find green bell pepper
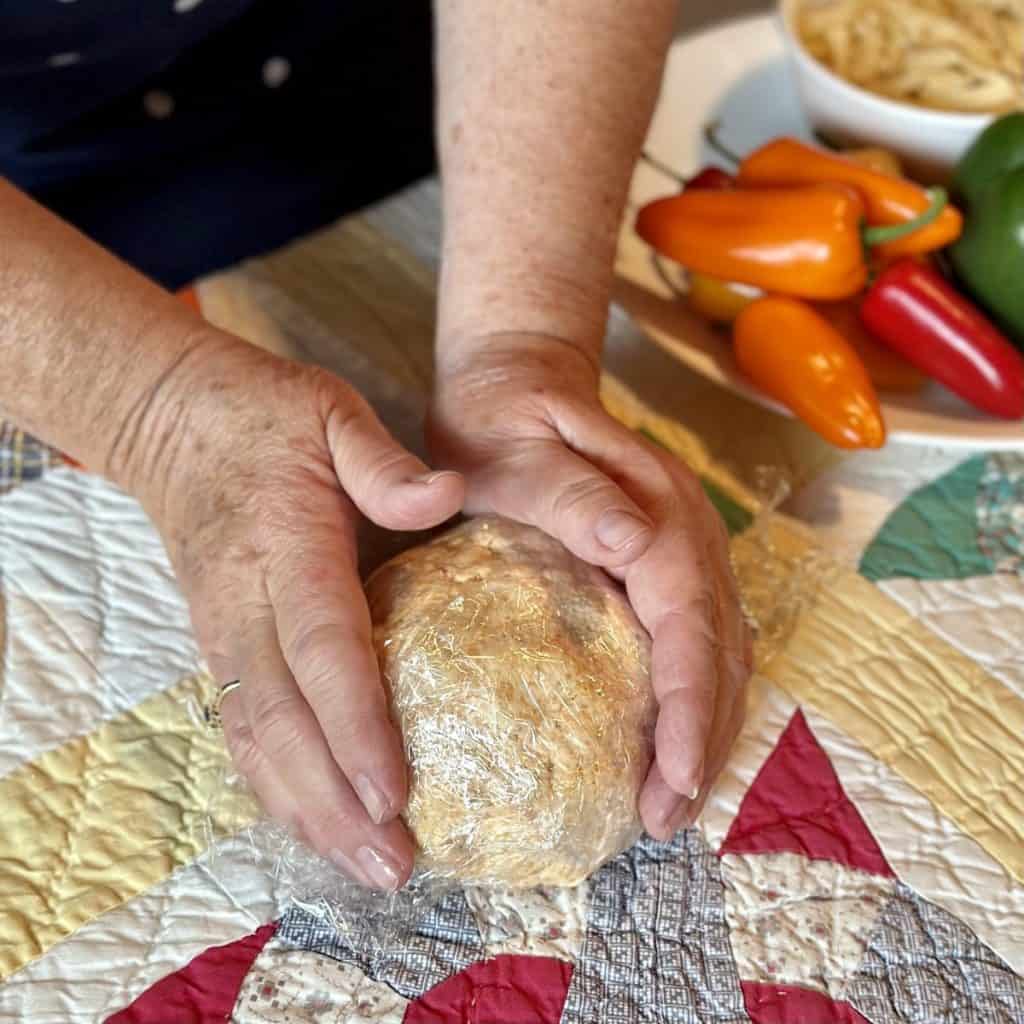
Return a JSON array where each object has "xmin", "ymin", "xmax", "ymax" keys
[
  {"xmin": 950, "ymin": 113, "xmax": 1024, "ymax": 349},
  {"xmin": 953, "ymin": 113, "xmax": 1024, "ymax": 209}
]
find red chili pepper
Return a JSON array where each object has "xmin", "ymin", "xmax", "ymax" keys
[
  {"xmin": 860, "ymin": 259, "xmax": 1024, "ymax": 420},
  {"xmin": 685, "ymin": 166, "xmax": 734, "ymax": 191}
]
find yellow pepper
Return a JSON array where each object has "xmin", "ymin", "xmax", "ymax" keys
[
  {"xmin": 842, "ymin": 147, "xmax": 904, "ymax": 177},
  {"xmin": 687, "ymin": 273, "xmax": 761, "ymax": 323}
]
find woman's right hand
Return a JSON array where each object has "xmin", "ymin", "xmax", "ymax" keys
[{"xmin": 122, "ymin": 331, "xmax": 464, "ymax": 891}]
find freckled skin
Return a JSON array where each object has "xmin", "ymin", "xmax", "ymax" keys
[
  {"xmin": 0, "ymin": 0, "xmax": 747, "ymax": 874},
  {"xmin": 103, "ymin": 332, "xmax": 464, "ymax": 886}
]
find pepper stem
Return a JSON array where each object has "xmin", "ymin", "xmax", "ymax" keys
[
  {"xmin": 704, "ymin": 121, "xmax": 743, "ymax": 168},
  {"xmin": 862, "ymin": 188, "xmax": 948, "ymax": 247},
  {"xmin": 813, "ymin": 130, "xmax": 843, "ymax": 151},
  {"xmin": 640, "ymin": 150, "xmax": 687, "ymax": 184}
]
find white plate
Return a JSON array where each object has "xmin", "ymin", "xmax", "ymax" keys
[{"xmin": 614, "ymin": 14, "xmax": 1024, "ymax": 450}]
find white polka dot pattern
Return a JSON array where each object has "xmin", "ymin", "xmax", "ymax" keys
[
  {"xmin": 143, "ymin": 90, "xmax": 175, "ymax": 119},
  {"xmin": 262, "ymin": 56, "xmax": 291, "ymax": 89}
]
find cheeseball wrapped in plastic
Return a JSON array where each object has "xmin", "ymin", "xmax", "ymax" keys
[{"xmin": 365, "ymin": 517, "xmax": 656, "ymax": 889}]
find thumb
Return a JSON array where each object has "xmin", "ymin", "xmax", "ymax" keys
[
  {"xmin": 326, "ymin": 393, "xmax": 465, "ymax": 531},
  {"xmin": 477, "ymin": 438, "xmax": 654, "ymax": 569}
]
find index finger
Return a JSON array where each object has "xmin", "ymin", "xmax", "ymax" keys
[
  {"xmin": 625, "ymin": 513, "xmax": 718, "ymax": 802},
  {"xmin": 230, "ymin": 613, "xmax": 414, "ymax": 890},
  {"xmin": 265, "ymin": 510, "xmax": 408, "ymax": 828}
]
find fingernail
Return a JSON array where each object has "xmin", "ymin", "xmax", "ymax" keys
[
  {"xmin": 355, "ymin": 774, "xmax": 391, "ymax": 825},
  {"xmin": 596, "ymin": 509, "xmax": 652, "ymax": 552},
  {"xmin": 687, "ymin": 758, "xmax": 705, "ymax": 802},
  {"xmin": 355, "ymin": 845, "xmax": 402, "ymax": 892},
  {"xmin": 412, "ymin": 470, "xmax": 458, "ymax": 486}
]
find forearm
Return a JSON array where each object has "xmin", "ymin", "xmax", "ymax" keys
[
  {"xmin": 434, "ymin": 0, "xmax": 676, "ymax": 374},
  {"xmin": 0, "ymin": 179, "xmax": 221, "ymax": 494}
]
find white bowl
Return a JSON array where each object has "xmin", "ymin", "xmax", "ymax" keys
[{"xmin": 777, "ymin": 0, "xmax": 993, "ymax": 182}]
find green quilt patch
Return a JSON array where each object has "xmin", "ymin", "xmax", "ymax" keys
[{"xmin": 860, "ymin": 455, "xmax": 994, "ymax": 583}]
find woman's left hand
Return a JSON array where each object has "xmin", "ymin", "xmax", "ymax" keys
[{"xmin": 429, "ymin": 334, "xmax": 754, "ymax": 838}]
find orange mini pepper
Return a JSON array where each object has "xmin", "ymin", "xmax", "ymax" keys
[
  {"xmin": 733, "ymin": 296, "xmax": 886, "ymax": 450},
  {"xmin": 737, "ymin": 138, "xmax": 962, "ymax": 258},
  {"xmin": 636, "ymin": 184, "xmax": 868, "ymax": 301},
  {"xmin": 813, "ymin": 299, "xmax": 926, "ymax": 395}
]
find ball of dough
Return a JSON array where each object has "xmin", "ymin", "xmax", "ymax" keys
[{"xmin": 366, "ymin": 517, "xmax": 655, "ymax": 888}]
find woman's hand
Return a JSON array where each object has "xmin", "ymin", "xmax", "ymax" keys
[
  {"xmin": 429, "ymin": 334, "xmax": 753, "ymax": 838},
  {"xmin": 128, "ymin": 333, "xmax": 464, "ymax": 891}
]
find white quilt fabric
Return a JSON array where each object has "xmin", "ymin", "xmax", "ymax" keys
[{"xmin": 0, "ymin": 469, "xmax": 199, "ymax": 776}]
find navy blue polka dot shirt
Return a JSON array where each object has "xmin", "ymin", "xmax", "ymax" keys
[{"xmin": 1, "ymin": 0, "xmax": 436, "ymax": 287}]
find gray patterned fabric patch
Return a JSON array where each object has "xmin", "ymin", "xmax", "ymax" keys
[
  {"xmin": 276, "ymin": 887, "xmax": 484, "ymax": 1001},
  {"xmin": 977, "ymin": 453, "xmax": 1024, "ymax": 575},
  {"xmin": 560, "ymin": 830, "xmax": 749, "ymax": 1024},
  {"xmin": 0, "ymin": 422, "xmax": 61, "ymax": 494},
  {"xmin": 848, "ymin": 883, "xmax": 1024, "ymax": 1023}
]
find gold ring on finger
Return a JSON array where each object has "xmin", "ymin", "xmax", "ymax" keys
[{"xmin": 204, "ymin": 679, "xmax": 242, "ymax": 731}]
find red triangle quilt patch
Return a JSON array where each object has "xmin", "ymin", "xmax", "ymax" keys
[
  {"xmin": 105, "ymin": 922, "xmax": 276, "ymax": 1023},
  {"xmin": 720, "ymin": 710, "xmax": 893, "ymax": 877}
]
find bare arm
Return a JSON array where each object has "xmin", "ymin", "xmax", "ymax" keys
[
  {"xmin": 0, "ymin": 179, "xmax": 464, "ymax": 888},
  {"xmin": 431, "ymin": 3, "xmax": 753, "ymax": 836},
  {"xmin": 0, "ymin": 178, "xmax": 210, "ymax": 492},
  {"xmin": 434, "ymin": 0, "xmax": 677, "ymax": 369}
]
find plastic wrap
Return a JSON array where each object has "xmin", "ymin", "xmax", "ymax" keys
[
  {"xmin": 205, "ymin": 516, "xmax": 657, "ymax": 954},
  {"xmin": 730, "ymin": 472, "xmax": 846, "ymax": 669},
  {"xmin": 204, "ymin": 795, "xmax": 448, "ymax": 956},
  {"xmin": 204, "ymin": 492, "xmax": 840, "ymax": 956},
  {"xmin": 365, "ymin": 517, "xmax": 656, "ymax": 889}
]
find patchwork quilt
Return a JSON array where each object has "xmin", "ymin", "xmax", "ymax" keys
[{"xmin": 1, "ymin": 221, "xmax": 1023, "ymax": 1023}]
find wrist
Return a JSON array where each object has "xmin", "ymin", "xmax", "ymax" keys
[
  {"xmin": 103, "ymin": 325, "xmax": 246, "ymax": 515},
  {"xmin": 436, "ymin": 234, "xmax": 614, "ymax": 380},
  {"xmin": 435, "ymin": 330, "xmax": 603, "ymax": 401}
]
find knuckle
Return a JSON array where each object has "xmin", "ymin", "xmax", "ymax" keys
[
  {"xmin": 641, "ymin": 447, "xmax": 692, "ymax": 496},
  {"xmin": 268, "ymin": 538, "xmax": 357, "ymax": 606},
  {"xmin": 324, "ymin": 707, "xmax": 386, "ymax": 756},
  {"xmin": 662, "ymin": 588, "xmax": 716, "ymax": 634},
  {"xmin": 361, "ymin": 447, "xmax": 417, "ymax": 493},
  {"xmin": 551, "ymin": 474, "xmax": 618, "ymax": 524},
  {"xmin": 633, "ymin": 440, "xmax": 674, "ymax": 483},
  {"xmin": 224, "ymin": 718, "xmax": 261, "ymax": 776},
  {"xmin": 302, "ymin": 807, "xmax": 359, "ymax": 847},
  {"xmin": 662, "ymin": 517, "xmax": 710, "ymax": 567},
  {"xmin": 324, "ymin": 391, "xmax": 374, "ymax": 445},
  {"xmin": 248, "ymin": 689, "xmax": 309, "ymax": 759},
  {"xmin": 286, "ymin": 620, "xmax": 353, "ymax": 695}
]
